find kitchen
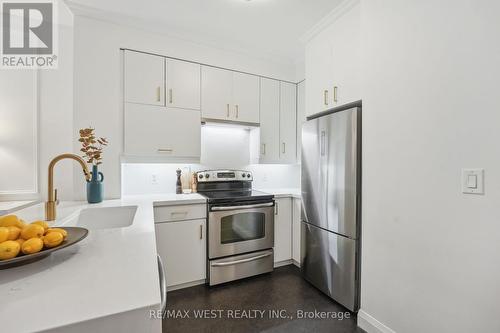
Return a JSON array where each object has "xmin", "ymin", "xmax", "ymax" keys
[{"xmin": 1, "ymin": 1, "xmax": 499, "ymax": 333}]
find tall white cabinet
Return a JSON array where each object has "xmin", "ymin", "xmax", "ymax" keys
[
  {"xmin": 259, "ymin": 79, "xmax": 297, "ymax": 163},
  {"xmin": 305, "ymin": 1, "xmax": 361, "ymax": 117}
]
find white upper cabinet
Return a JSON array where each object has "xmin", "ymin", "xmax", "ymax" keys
[
  {"xmin": 259, "ymin": 78, "xmax": 280, "ymax": 163},
  {"xmin": 124, "ymin": 103, "xmax": 200, "ymax": 160},
  {"xmin": 279, "ymin": 82, "xmax": 297, "ymax": 163},
  {"xmin": 201, "ymin": 66, "xmax": 259, "ymax": 124},
  {"xmin": 166, "ymin": 59, "xmax": 201, "ymax": 110},
  {"xmin": 305, "ymin": 2, "xmax": 360, "ymax": 117},
  {"xmin": 232, "ymin": 72, "xmax": 260, "ymax": 124},
  {"xmin": 124, "ymin": 51, "xmax": 165, "ymax": 106},
  {"xmin": 296, "ymin": 80, "xmax": 306, "ymax": 163},
  {"xmin": 201, "ymin": 66, "xmax": 233, "ymax": 121}
]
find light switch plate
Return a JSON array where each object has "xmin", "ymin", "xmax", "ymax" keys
[{"xmin": 462, "ymin": 169, "xmax": 484, "ymax": 194}]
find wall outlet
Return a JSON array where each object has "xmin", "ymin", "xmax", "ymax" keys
[
  {"xmin": 462, "ymin": 169, "xmax": 484, "ymax": 195},
  {"xmin": 151, "ymin": 174, "xmax": 159, "ymax": 185}
]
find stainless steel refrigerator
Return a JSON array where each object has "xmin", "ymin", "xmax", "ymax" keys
[{"xmin": 301, "ymin": 101, "xmax": 361, "ymax": 312}]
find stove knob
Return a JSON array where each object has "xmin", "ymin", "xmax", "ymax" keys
[
  {"xmin": 198, "ymin": 174, "xmax": 203, "ymax": 179},
  {"xmin": 247, "ymin": 173, "xmax": 252, "ymax": 178},
  {"xmin": 205, "ymin": 173, "xmax": 210, "ymax": 179},
  {"xmin": 241, "ymin": 173, "xmax": 246, "ymax": 178}
]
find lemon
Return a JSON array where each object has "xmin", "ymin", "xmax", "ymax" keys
[
  {"xmin": 0, "ymin": 240, "xmax": 21, "ymax": 260},
  {"xmin": 15, "ymin": 238, "xmax": 26, "ymax": 247},
  {"xmin": 22, "ymin": 238, "xmax": 44, "ymax": 255},
  {"xmin": 20, "ymin": 224, "xmax": 45, "ymax": 240},
  {"xmin": 32, "ymin": 221, "xmax": 49, "ymax": 233},
  {"xmin": 46, "ymin": 228, "xmax": 68, "ymax": 240},
  {"xmin": 43, "ymin": 232, "xmax": 64, "ymax": 248},
  {"xmin": 0, "ymin": 215, "xmax": 23, "ymax": 228},
  {"xmin": 0, "ymin": 227, "xmax": 8, "ymax": 243},
  {"xmin": 7, "ymin": 226, "xmax": 21, "ymax": 240}
]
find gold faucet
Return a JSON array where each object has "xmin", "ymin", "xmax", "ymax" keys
[{"xmin": 45, "ymin": 154, "xmax": 91, "ymax": 221}]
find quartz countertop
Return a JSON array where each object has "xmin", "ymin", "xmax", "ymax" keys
[
  {"xmin": 0, "ymin": 200, "xmax": 39, "ymax": 215},
  {"xmin": 256, "ymin": 188, "xmax": 301, "ymax": 199},
  {"xmin": 0, "ymin": 193, "xmax": 207, "ymax": 333}
]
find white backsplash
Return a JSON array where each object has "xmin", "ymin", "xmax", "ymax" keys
[{"xmin": 121, "ymin": 163, "xmax": 300, "ymax": 195}]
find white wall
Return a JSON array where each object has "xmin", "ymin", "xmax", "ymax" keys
[
  {"xmin": 72, "ymin": 15, "xmax": 296, "ymax": 199},
  {"xmin": 359, "ymin": 1, "xmax": 500, "ymax": 332}
]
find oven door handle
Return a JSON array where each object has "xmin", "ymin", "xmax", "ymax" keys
[
  {"xmin": 210, "ymin": 251, "xmax": 273, "ymax": 267},
  {"xmin": 210, "ymin": 202, "xmax": 274, "ymax": 211}
]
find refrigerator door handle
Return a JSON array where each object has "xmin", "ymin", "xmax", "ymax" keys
[{"xmin": 320, "ymin": 131, "xmax": 326, "ymax": 156}]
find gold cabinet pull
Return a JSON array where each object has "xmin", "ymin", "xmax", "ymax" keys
[
  {"xmin": 282, "ymin": 142, "xmax": 286, "ymax": 154},
  {"xmin": 261, "ymin": 143, "xmax": 266, "ymax": 155},
  {"xmin": 199, "ymin": 224, "xmax": 203, "ymax": 239},
  {"xmin": 156, "ymin": 87, "xmax": 161, "ymax": 102},
  {"xmin": 275, "ymin": 202, "xmax": 279, "ymax": 215},
  {"xmin": 168, "ymin": 89, "xmax": 173, "ymax": 104},
  {"xmin": 333, "ymin": 86, "xmax": 338, "ymax": 103},
  {"xmin": 324, "ymin": 90, "xmax": 329, "ymax": 106},
  {"xmin": 235, "ymin": 105, "xmax": 239, "ymax": 118},
  {"xmin": 157, "ymin": 148, "xmax": 173, "ymax": 153},
  {"xmin": 226, "ymin": 104, "xmax": 230, "ymax": 118}
]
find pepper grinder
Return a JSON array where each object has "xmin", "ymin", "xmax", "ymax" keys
[{"xmin": 176, "ymin": 169, "xmax": 182, "ymax": 194}]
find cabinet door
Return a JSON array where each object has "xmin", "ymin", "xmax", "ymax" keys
[
  {"xmin": 305, "ymin": 30, "xmax": 334, "ymax": 117},
  {"xmin": 201, "ymin": 66, "xmax": 232, "ymax": 121},
  {"xmin": 259, "ymin": 78, "xmax": 280, "ymax": 163},
  {"xmin": 232, "ymin": 72, "xmax": 260, "ymax": 124},
  {"xmin": 296, "ymin": 81, "xmax": 306, "ymax": 163},
  {"xmin": 292, "ymin": 198, "xmax": 301, "ymax": 264},
  {"xmin": 155, "ymin": 219, "xmax": 206, "ymax": 287},
  {"xmin": 279, "ymin": 82, "xmax": 297, "ymax": 163},
  {"xmin": 331, "ymin": 2, "xmax": 361, "ymax": 105},
  {"xmin": 166, "ymin": 59, "xmax": 201, "ymax": 110},
  {"xmin": 124, "ymin": 51, "xmax": 164, "ymax": 106},
  {"xmin": 124, "ymin": 103, "xmax": 200, "ymax": 159},
  {"xmin": 274, "ymin": 198, "xmax": 292, "ymax": 263}
]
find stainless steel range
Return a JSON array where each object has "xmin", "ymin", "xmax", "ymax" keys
[{"xmin": 196, "ymin": 170, "xmax": 275, "ymax": 286}]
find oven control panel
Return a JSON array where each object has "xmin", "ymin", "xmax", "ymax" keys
[{"xmin": 196, "ymin": 170, "xmax": 252, "ymax": 182}]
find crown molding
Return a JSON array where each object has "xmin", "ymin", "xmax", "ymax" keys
[
  {"xmin": 64, "ymin": 0, "xmax": 298, "ymax": 68},
  {"xmin": 299, "ymin": 0, "xmax": 360, "ymax": 43}
]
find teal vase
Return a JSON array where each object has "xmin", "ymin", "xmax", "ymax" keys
[{"xmin": 87, "ymin": 165, "xmax": 104, "ymax": 204}]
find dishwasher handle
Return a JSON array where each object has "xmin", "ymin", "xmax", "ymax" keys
[{"xmin": 157, "ymin": 254, "xmax": 167, "ymax": 312}]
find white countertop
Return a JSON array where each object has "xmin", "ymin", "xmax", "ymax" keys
[
  {"xmin": 256, "ymin": 188, "xmax": 301, "ymax": 199},
  {"xmin": 0, "ymin": 200, "xmax": 39, "ymax": 215},
  {"xmin": 0, "ymin": 193, "xmax": 206, "ymax": 333}
]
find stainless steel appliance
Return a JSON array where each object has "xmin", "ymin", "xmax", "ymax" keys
[
  {"xmin": 301, "ymin": 101, "xmax": 362, "ymax": 312},
  {"xmin": 196, "ymin": 170, "xmax": 275, "ymax": 286}
]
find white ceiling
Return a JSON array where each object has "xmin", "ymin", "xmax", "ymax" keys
[{"xmin": 66, "ymin": 0, "xmax": 342, "ymax": 64}]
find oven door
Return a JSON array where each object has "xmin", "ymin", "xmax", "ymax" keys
[{"xmin": 208, "ymin": 201, "xmax": 275, "ymax": 259}]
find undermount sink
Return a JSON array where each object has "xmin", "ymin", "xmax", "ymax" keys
[{"xmin": 76, "ymin": 206, "xmax": 137, "ymax": 229}]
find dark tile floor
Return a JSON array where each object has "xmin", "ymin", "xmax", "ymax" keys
[{"xmin": 163, "ymin": 265, "xmax": 365, "ymax": 333}]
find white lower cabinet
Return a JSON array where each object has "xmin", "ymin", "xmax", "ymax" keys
[
  {"xmin": 274, "ymin": 198, "xmax": 292, "ymax": 263},
  {"xmin": 292, "ymin": 198, "xmax": 301, "ymax": 265},
  {"xmin": 123, "ymin": 103, "xmax": 201, "ymax": 161},
  {"xmin": 155, "ymin": 218, "xmax": 206, "ymax": 288}
]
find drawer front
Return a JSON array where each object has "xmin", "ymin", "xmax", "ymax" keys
[{"xmin": 154, "ymin": 204, "xmax": 207, "ymax": 223}]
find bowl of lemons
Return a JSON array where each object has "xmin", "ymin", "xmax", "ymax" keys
[{"xmin": 0, "ymin": 215, "xmax": 88, "ymax": 269}]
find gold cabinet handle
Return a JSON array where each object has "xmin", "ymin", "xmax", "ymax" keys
[
  {"xmin": 324, "ymin": 90, "xmax": 329, "ymax": 106},
  {"xmin": 333, "ymin": 86, "xmax": 338, "ymax": 103},
  {"xmin": 156, "ymin": 87, "xmax": 161, "ymax": 102},
  {"xmin": 261, "ymin": 143, "xmax": 266, "ymax": 155},
  {"xmin": 168, "ymin": 89, "xmax": 173, "ymax": 104},
  {"xmin": 226, "ymin": 104, "xmax": 230, "ymax": 118},
  {"xmin": 199, "ymin": 224, "xmax": 203, "ymax": 239},
  {"xmin": 235, "ymin": 105, "xmax": 239, "ymax": 118},
  {"xmin": 275, "ymin": 202, "xmax": 279, "ymax": 215},
  {"xmin": 157, "ymin": 148, "xmax": 173, "ymax": 153},
  {"xmin": 282, "ymin": 142, "xmax": 286, "ymax": 154}
]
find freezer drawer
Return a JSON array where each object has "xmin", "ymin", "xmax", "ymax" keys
[
  {"xmin": 301, "ymin": 222, "xmax": 359, "ymax": 311},
  {"xmin": 209, "ymin": 249, "xmax": 274, "ymax": 286}
]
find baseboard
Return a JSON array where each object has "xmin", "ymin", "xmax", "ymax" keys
[
  {"xmin": 292, "ymin": 259, "xmax": 300, "ymax": 268},
  {"xmin": 274, "ymin": 260, "xmax": 293, "ymax": 268},
  {"xmin": 357, "ymin": 310, "xmax": 396, "ymax": 333},
  {"xmin": 167, "ymin": 279, "xmax": 205, "ymax": 292}
]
